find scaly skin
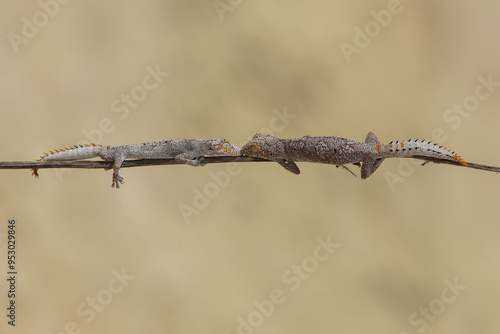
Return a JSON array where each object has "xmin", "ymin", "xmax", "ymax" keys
[
  {"xmin": 241, "ymin": 132, "xmax": 500, "ymax": 178},
  {"xmin": 32, "ymin": 138, "xmax": 240, "ymax": 188}
]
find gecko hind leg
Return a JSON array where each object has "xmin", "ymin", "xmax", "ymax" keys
[
  {"xmin": 359, "ymin": 132, "xmax": 385, "ymax": 179},
  {"xmin": 110, "ymin": 154, "xmax": 126, "ymax": 188},
  {"xmin": 360, "ymin": 157, "xmax": 385, "ymax": 179}
]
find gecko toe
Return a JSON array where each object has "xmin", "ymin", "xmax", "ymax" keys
[
  {"xmin": 196, "ymin": 156, "xmax": 206, "ymax": 166},
  {"xmin": 189, "ymin": 156, "xmax": 206, "ymax": 166},
  {"xmin": 111, "ymin": 175, "xmax": 125, "ymax": 188}
]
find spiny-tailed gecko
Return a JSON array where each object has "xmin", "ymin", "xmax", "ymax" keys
[
  {"xmin": 33, "ymin": 138, "xmax": 240, "ymax": 188},
  {"xmin": 240, "ymin": 132, "xmax": 500, "ymax": 178}
]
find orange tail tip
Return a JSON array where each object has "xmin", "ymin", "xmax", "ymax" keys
[{"xmin": 453, "ymin": 154, "xmax": 468, "ymax": 166}]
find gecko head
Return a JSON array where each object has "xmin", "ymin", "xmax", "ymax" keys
[
  {"xmin": 207, "ymin": 139, "xmax": 241, "ymax": 156},
  {"xmin": 241, "ymin": 134, "xmax": 285, "ymax": 159}
]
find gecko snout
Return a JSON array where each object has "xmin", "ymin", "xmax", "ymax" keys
[{"xmin": 241, "ymin": 143, "xmax": 260, "ymax": 156}]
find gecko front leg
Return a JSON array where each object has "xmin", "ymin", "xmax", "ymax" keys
[
  {"xmin": 275, "ymin": 159, "xmax": 301, "ymax": 174},
  {"xmin": 175, "ymin": 153, "xmax": 206, "ymax": 166}
]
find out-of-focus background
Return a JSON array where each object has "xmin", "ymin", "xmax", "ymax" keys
[{"xmin": 1, "ymin": 1, "xmax": 500, "ymax": 333}]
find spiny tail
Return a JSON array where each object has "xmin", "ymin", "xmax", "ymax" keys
[
  {"xmin": 31, "ymin": 144, "xmax": 108, "ymax": 178},
  {"xmin": 375, "ymin": 140, "xmax": 468, "ymax": 166},
  {"xmin": 374, "ymin": 139, "xmax": 500, "ymax": 174}
]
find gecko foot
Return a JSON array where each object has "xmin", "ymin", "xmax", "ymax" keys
[
  {"xmin": 195, "ymin": 156, "xmax": 206, "ymax": 166},
  {"xmin": 111, "ymin": 173, "xmax": 124, "ymax": 188},
  {"xmin": 175, "ymin": 154, "xmax": 206, "ymax": 166},
  {"xmin": 187, "ymin": 156, "xmax": 206, "ymax": 166}
]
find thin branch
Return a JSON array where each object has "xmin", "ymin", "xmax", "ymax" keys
[
  {"xmin": 3, "ymin": 156, "xmax": 499, "ymax": 175},
  {"xmin": 0, "ymin": 156, "xmax": 272, "ymax": 171},
  {"xmin": 412, "ymin": 156, "xmax": 500, "ymax": 173}
]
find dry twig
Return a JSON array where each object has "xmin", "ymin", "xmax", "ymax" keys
[{"xmin": 0, "ymin": 156, "xmax": 272, "ymax": 172}]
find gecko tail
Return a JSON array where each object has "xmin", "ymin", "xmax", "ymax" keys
[{"xmin": 31, "ymin": 144, "xmax": 107, "ymax": 178}]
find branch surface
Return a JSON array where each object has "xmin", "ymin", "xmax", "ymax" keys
[{"xmin": 0, "ymin": 156, "xmax": 271, "ymax": 171}]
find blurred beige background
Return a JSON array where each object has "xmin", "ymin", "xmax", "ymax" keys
[{"xmin": 1, "ymin": 1, "xmax": 500, "ymax": 333}]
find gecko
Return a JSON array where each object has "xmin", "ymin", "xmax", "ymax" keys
[
  {"xmin": 32, "ymin": 138, "xmax": 241, "ymax": 188},
  {"xmin": 240, "ymin": 132, "xmax": 500, "ymax": 178}
]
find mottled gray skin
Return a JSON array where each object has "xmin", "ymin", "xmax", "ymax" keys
[
  {"xmin": 241, "ymin": 133, "xmax": 380, "ymax": 178},
  {"xmin": 241, "ymin": 132, "xmax": 500, "ymax": 179},
  {"xmin": 34, "ymin": 138, "xmax": 240, "ymax": 188},
  {"xmin": 101, "ymin": 139, "xmax": 240, "ymax": 187}
]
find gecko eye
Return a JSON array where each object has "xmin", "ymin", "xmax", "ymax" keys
[{"xmin": 222, "ymin": 142, "xmax": 231, "ymax": 151}]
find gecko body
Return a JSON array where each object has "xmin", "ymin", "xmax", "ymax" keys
[
  {"xmin": 33, "ymin": 138, "xmax": 240, "ymax": 188},
  {"xmin": 241, "ymin": 133, "xmax": 500, "ymax": 178}
]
